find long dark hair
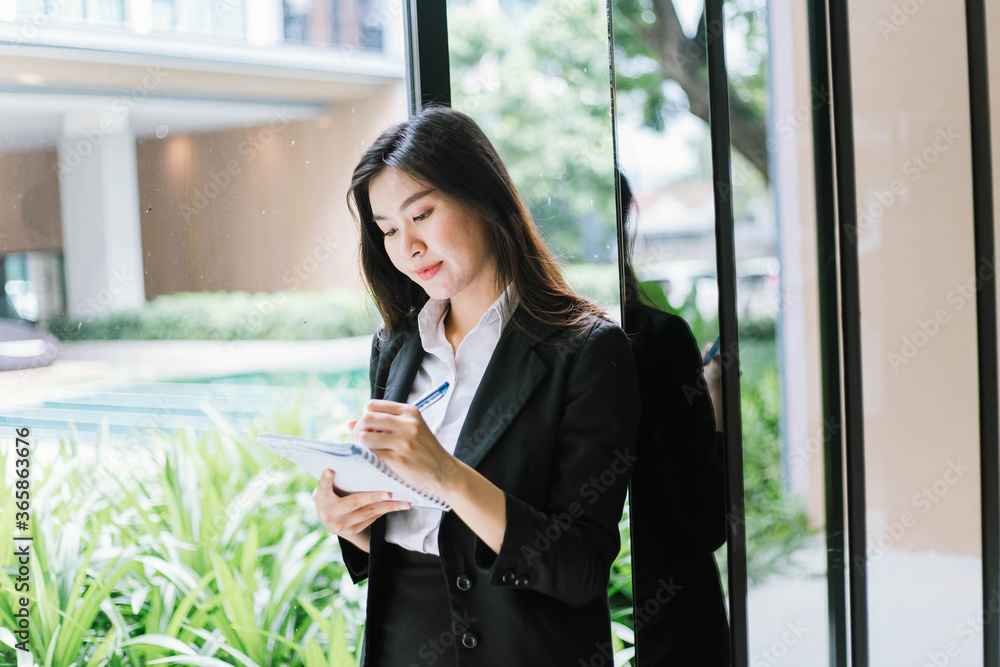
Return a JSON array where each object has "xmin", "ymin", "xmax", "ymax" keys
[
  {"xmin": 347, "ymin": 104, "xmax": 608, "ymax": 343},
  {"xmin": 617, "ymin": 164, "xmax": 659, "ymax": 315}
]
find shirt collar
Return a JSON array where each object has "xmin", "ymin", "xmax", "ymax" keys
[{"xmin": 416, "ymin": 281, "xmax": 519, "ymax": 349}]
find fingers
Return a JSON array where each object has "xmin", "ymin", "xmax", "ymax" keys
[
  {"xmin": 355, "ymin": 412, "xmax": 400, "ymax": 434},
  {"xmin": 340, "ymin": 499, "xmax": 413, "ymax": 533},
  {"xmin": 363, "ymin": 399, "xmax": 414, "ymax": 415},
  {"xmin": 354, "ymin": 411, "xmax": 420, "ymax": 446},
  {"xmin": 311, "ymin": 469, "xmax": 411, "ymax": 536}
]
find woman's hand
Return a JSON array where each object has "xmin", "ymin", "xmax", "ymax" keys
[
  {"xmin": 352, "ymin": 399, "xmax": 460, "ymax": 497},
  {"xmin": 311, "ymin": 468, "xmax": 412, "ymax": 550}
]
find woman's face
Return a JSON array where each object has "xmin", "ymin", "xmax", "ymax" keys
[{"xmin": 369, "ymin": 167, "xmax": 499, "ymax": 306}]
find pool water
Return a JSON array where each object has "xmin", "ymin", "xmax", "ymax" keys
[{"xmin": 181, "ymin": 368, "xmax": 369, "ymax": 391}]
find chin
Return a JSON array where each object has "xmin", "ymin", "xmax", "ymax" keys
[{"xmin": 418, "ymin": 285, "xmax": 450, "ymax": 301}]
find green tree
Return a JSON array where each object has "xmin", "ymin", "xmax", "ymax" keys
[
  {"xmin": 613, "ymin": 0, "xmax": 770, "ymax": 180},
  {"xmin": 449, "ymin": 0, "xmax": 618, "ymax": 262},
  {"xmin": 448, "ymin": 0, "xmax": 771, "ymax": 262}
]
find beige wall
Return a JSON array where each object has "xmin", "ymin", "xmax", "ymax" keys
[
  {"xmin": 137, "ymin": 82, "xmax": 405, "ymax": 298},
  {"xmin": 791, "ymin": 1, "xmax": 993, "ymax": 558},
  {"xmin": 0, "ymin": 149, "xmax": 62, "ymax": 254}
]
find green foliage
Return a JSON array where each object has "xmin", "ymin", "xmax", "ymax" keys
[
  {"xmin": 449, "ymin": 0, "xmax": 617, "ymax": 262},
  {"xmin": 0, "ymin": 403, "xmax": 362, "ymax": 666},
  {"xmin": 47, "ymin": 289, "xmax": 381, "ymax": 342},
  {"xmin": 560, "ymin": 262, "xmax": 623, "ymax": 308},
  {"xmin": 46, "ymin": 267, "xmax": 634, "ymax": 342},
  {"xmin": 611, "ymin": 365, "xmax": 815, "ymax": 658},
  {"xmin": 719, "ymin": 368, "xmax": 817, "ymax": 587},
  {"xmin": 1, "ymin": 341, "xmax": 803, "ymax": 667},
  {"xmin": 612, "ymin": 0, "xmax": 769, "ymax": 149}
]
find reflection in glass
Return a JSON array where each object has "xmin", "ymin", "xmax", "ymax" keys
[
  {"xmin": 447, "ymin": 0, "xmax": 619, "ymax": 314},
  {"xmin": 620, "ymin": 165, "xmax": 731, "ymax": 666},
  {"xmin": 611, "ymin": 0, "xmax": 830, "ymax": 664}
]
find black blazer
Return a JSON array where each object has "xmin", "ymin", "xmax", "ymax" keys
[
  {"xmin": 627, "ymin": 303, "xmax": 730, "ymax": 665},
  {"xmin": 338, "ymin": 305, "xmax": 641, "ymax": 666}
]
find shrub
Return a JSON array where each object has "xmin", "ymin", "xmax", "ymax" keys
[
  {"xmin": 0, "ymin": 401, "xmax": 362, "ymax": 665},
  {"xmin": 47, "ymin": 289, "xmax": 381, "ymax": 342}
]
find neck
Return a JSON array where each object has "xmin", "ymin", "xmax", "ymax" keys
[{"xmin": 443, "ymin": 279, "xmax": 505, "ymax": 347}]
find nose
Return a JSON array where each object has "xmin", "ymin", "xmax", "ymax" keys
[{"xmin": 400, "ymin": 223, "xmax": 426, "ymax": 257}]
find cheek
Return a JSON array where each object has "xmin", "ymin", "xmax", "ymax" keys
[{"xmin": 382, "ymin": 243, "xmax": 406, "ymax": 272}]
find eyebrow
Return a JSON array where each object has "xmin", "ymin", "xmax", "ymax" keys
[{"xmin": 372, "ymin": 188, "xmax": 436, "ymax": 222}]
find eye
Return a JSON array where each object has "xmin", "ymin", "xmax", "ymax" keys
[
  {"xmin": 382, "ymin": 228, "xmax": 397, "ymax": 238},
  {"xmin": 414, "ymin": 208, "xmax": 432, "ymax": 221}
]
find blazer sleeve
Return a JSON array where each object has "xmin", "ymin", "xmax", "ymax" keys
[
  {"xmin": 336, "ymin": 329, "xmax": 383, "ymax": 584},
  {"xmin": 472, "ymin": 321, "xmax": 641, "ymax": 608}
]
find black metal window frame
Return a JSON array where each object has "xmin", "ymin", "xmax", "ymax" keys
[{"xmin": 402, "ymin": 2, "xmax": 998, "ymax": 665}]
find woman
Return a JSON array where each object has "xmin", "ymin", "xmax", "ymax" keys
[
  {"xmin": 311, "ymin": 104, "xmax": 641, "ymax": 666},
  {"xmin": 617, "ymin": 167, "xmax": 731, "ymax": 665}
]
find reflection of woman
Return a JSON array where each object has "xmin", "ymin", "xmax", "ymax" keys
[
  {"xmin": 618, "ymin": 168, "xmax": 731, "ymax": 665},
  {"xmin": 312, "ymin": 105, "xmax": 641, "ymax": 666}
]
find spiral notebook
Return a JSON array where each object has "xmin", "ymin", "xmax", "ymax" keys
[{"xmin": 256, "ymin": 432, "xmax": 451, "ymax": 511}]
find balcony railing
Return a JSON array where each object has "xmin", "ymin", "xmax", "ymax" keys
[{"xmin": 11, "ymin": 0, "xmax": 385, "ymax": 50}]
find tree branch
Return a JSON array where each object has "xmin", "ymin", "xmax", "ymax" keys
[{"xmin": 628, "ymin": 0, "xmax": 770, "ymax": 180}]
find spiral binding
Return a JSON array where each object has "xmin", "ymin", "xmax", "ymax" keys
[{"xmin": 353, "ymin": 445, "xmax": 450, "ymax": 510}]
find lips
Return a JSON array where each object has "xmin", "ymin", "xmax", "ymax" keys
[{"xmin": 416, "ymin": 261, "xmax": 442, "ymax": 280}]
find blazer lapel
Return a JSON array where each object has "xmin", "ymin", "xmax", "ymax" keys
[
  {"xmin": 453, "ymin": 313, "xmax": 557, "ymax": 470},
  {"xmin": 377, "ymin": 328, "xmax": 425, "ymax": 403},
  {"xmin": 374, "ymin": 308, "xmax": 562, "ymax": 470}
]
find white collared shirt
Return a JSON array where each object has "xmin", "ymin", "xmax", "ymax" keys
[{"xmin": 384, "ymin": 281, "xmax": 519, "ymax": 555}]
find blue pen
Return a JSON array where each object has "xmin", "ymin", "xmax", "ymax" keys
[
  {"xmin": 370, "ymin": 381, "xmax": 449, "ymax": 433},
  {"xmin": 702, "ymin": 336, "xmax": 721, "ymax": 366},
  {"xmin": 414, "ymin": 381, "xmax": 450, "ymax": 412}
]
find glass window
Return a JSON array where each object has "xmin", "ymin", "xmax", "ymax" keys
[
  {"xmin": 0, "ymin": 1, "xmax": 407, "ymax": 661},
  {"xmin": 151, "ymin": 0, "xmax": 175, "ymax": 28},
  {"xmin": 17, "ymin": 0, "xmax": 86, "ymax": 19},
  {"xmin": 846, "ymin": 0, "xmax": 983, "ymax": 663}
]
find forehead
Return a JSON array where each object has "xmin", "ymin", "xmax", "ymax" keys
[{"xmin": 370, "ymin": 168, "xmax": 434, "ymax": 216}]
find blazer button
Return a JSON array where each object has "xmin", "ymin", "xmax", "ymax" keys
[
  {"xmin": 514, "ymin": 576, "xmax": 529, "ymax": 587},
  {"xmin": 456, "ymin": 574, "xmax": 472, "ymax": 590},
  {"xmin": 501, "ymin": 570, "xmax": 516, "ymax": 584},
  {"xmin": 461, "ymin": 632, "xmax": 479, "ymax": 649}
]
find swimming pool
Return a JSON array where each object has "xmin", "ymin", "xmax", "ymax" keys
[{"xmin": 1, "ymin": 369, "xmax": 368, "ymax": 445}]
